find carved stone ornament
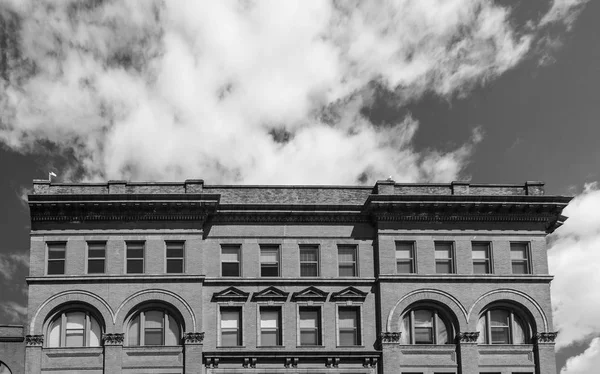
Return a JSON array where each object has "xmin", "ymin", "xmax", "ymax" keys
[
  {"xmin": 102, "ymin": 333, "xmax": 124, "ymax": 345},
  {"xmin": 534, "ymin": 332, "xmax": 558, "ymax": 343},
  {"xmin": 456, "ymin": 332, "xmax": 480, "ymax": 343},
  {"xmin": 184, "ymin": 332, "xmax": 205, "ymax": 344},
  {"xmin": 379, "ymin": 331, "xmax": 401, "ymax": 343},
  {"xmin": 284, "ymin": 357, "xmax": 299, "ymax": 368},
  {"xmin": 363, "ymin": 357, "xmax": 378, "ymax": 368},
  {"xmin": 205, "ymin": 357, "xmax": 219, "ymax": 368},
  {"xmin": 25, "ymin": 335, "xmax": 44, "ymax": 346}
]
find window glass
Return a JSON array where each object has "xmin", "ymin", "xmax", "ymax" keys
[
  {"xmin": 260, "ymin": 308, "xmax": 281, "ymax": 346},
  {"xmin": 414, "ymin": 310, "xmax": 433, "ymax": 344},
  {"xmin": 166, "ymin": 242, "xmax": 184, "ymax": 273},
  {"xmin": 126, "ymin": 242, "xmax": 144, "ymax": 274},
  {"xmin": 260, "ymin": 246, "xmax": 280, "ymax": 277},
  {"xmin": 127, "ymin": 310, "xmax": 179, "ymax": 346},
  {"xmin": 144, "ymin": 311, "xmax": 164, "ymax": 345},
  {"xmin": 65, "ymin": 312, "xmax": 85, "ymax": 347},
  {"xmin": 300, "ymin": 245, "xmax": 319, "ymax": 277},
  {"xmin": 338, "ymin": 246, "xmax": 357, "ymax": 277},
  {"xmin": 510, "ymin": 243, "xmax": 530, "ymax": 274},
  {"xmin": 300, "ymin": 307, "xmax": 320, "ymax": 345},
  {"xmin": 396, "ymin": 242, "xmax": 415, "ymax": 273},
  {"xmin": 479, "ymin": 307, "xmax": 529, "ymax": 345},
  {"xmin": 87, "ymin": 242, "xmax": 106, "ymax": 274},
  {"xmin": 47, "ymin": 311, "xmax": 102, "ymax": 347},
  {"xmin": 435, "ymin": 242, "xmax": 454, "ymax": 274},
  {"xmin": 221, "ymin": 308, "xmax": 241, "ymax": 346},
  {"xmin": 401, "ymin": 308, "xmax": 452, "ymax": 345},
  {"xmin": 339, "ymin": 307, "xmax": 359, "ymax": 346},
  {"xmin": 472, "ymin": 243, "xmax": 490, "ymax": 274},
  {"xmin": 47, "ymin": 243, "xmax": 66, "ymax": 275},
  {"xmin": 221, "ymin": 245, "xmax": 241, "ymax": 276}
]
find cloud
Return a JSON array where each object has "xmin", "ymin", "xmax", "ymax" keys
[
  {"xmin": 0, "ymin": 252, "xmax": 28, "ymax": 281},
  {"xmin": 540, "ymin": 0, "xmax": 589, "ymax": 29},
  {"xmin": 0, "ymin": 0, "xmax": 589, "ymax": 184},
  {"xmin": 561, "ymin": 337, "xmax": 600, "ymax": 374},
  {"xmin": 548, "ymin": 182, "xmax": 600, "ymax": 371},
  {"xmin": 0, "ymin": 301, "xmax": 27, "ymax": 324}
]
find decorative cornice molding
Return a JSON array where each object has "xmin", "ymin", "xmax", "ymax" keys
[
  {"xmin": 330, "ymin": 286, "xmax": 368, "ymax": 302},
  {"xmin": 102, "ymin": 333, "xmax": 124, "ymax": 345},
  {"xmin": 212, "ymin": 212, "xmax": 367, "ymax": 224},
  {"xmin": 252, "ymin": 286, "xmax": 289, "ymax": 302},
  {"xmin": 379, "ymin": 332, "xmax": 401, "ymax": 344},
  {"xmin": 25, "ymin": 334, "xmax": 44, "ymax": 346},
  {"xmin": 534, "ymin": 332, "xmax": 558, "ymax": 343},
  {"xmin": 212, "ymin": 287, "xmax": 250, "ymax": 302},
  {"xmin": 456, "ymin": 332, "xmax": 480, "ymax": 343},
  {"xmin": 291, "ymin": 286, "xmax": 328, "ymax": 302},
  {"xmin": 184, "ymin": 332, "xmax": 205, "ymax": 344}
]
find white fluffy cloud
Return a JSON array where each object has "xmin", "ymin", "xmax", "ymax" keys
[
  {"xmin": 561, "ymin": 337, "xmax": 600, "ymax": 374},
  {"xmin": 0, "ymin": 252, "xmax": 28, "ymax": 281},
  {"xmin": 0, "ymin": 0, "xmax": 587, "ymax": 184}
]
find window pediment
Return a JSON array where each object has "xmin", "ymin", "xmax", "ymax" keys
[
  {"xmin": 292, "ymin": 286, "xmax": 328, "ymax": 302},
  {"xmin": 252, "ymin": 286, "xmax": 289, "ymax": 302},
  {"xmin": 212, "ymin": 287, "xmax": 250, "ymax": 302},
  {"xmin": 331, "ymin": 286, "xmax": 367, "ymax": 302}
]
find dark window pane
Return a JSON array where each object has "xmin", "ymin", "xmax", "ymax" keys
[
  {"xmin": 221, "ymin": 330, "xmax": 240, "ymax": 346},
  {"xmin": 301, "ymin": 330, "xmax": 318, "ymax": 345},
  {"xmin": 339, "ymin": 330, "xmax": 357, "ymax": 346},
  {"xmin": 397, "ymin": 261, "xmax": 413, "ymax": 273},
  {"xmin": 300, "ymin": 247, "xmax": 318, "ymax": 261},
  {"xmin": 261, "ymin": 264, "xmax": 279, "ymax": 277},
  {"xmin": 415, "ymin": 327, "xmax": 433, "ymax": 344},
  {"xmin": 127, "ymin": 259, "xmax": 144, "ymax": 274},
  {"xmin": 48, "ymin": 261, "xmax": 65, "ymax": 275},
  {"xmin": 88, "ymin": 249, "xmax": 105, "ymax": 258},
  {"xmin": 512, "ymin": 262, "xmax": 528, "ymax": 274},
  {"xmin": 48, "ymin": 244, "xmax": 66, "ymax": 259},
  {"xmin": 222, "ymin": 262, "xmax": 240, "ymax": 276},
  {"xmin": 145, "ymin": 329, "xmax": 163, "ymax": 345},
  {"xmin": 65, "ymin": 330, "xmax": 84, "ymax": 347},
  {"xmin": 127, "ymin": 243, "xmax": 144, "ymax": 258},
  {"xmin": 88, "ymin": 259, "xmax": 105, "ymax": 274},
  {"xmin": 166, "ymin": 243, "xmax": 184, "ymax": 258},
  {"xmin": 300, "ymin": 263, "xmax": 318, "ymax": 277},
  {"xmin": 436, "ymin": 261, "xmax": 452, "ymax": 274},
  {"xmin": 166, "ymin": 259, "xmax": 183, "ymax": 273},
  {"xmin": 473, "ymin": 262, "xmax": 489, "ymax": 274},
  {"xmin": 339, "ymin": 264, "xmax": 356, "ymax": 277},
  {"xmin": 491, "ymin": 327, "xmax": 509, "ymax": 344},
  {"xmin": 261, "ymin": 330, "xmax": 278, "ymax": 346}
]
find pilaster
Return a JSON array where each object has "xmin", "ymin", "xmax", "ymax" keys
[
  {"xmin": 456, "ymin": 332, "xmax": 479, "ymax": 374},
  {"xmin": 379, "ymin": 331, "xmax": 401, "ymax": 373},
  {"xmin": 184, "ymin": 332, "xmax": 204, "ymax": 374},
  {"xmin": 102, "ymin": 333, "xmax": 124, "ymax": 374},
  {"xmin": 534, "ymin": 332, "xmax": 558, "ymax": 374},
  {"xmin": 24, "ymin": 335, "xmax": 43, "ymax": 374}
]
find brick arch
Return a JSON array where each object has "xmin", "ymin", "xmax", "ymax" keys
[
  {"xmin": 467, "ymin": 289, "xmax": 548, "ymax": 332},
  {"xmin": 29, "ymin": 290, "xmax": 114, "ymax": 335},
  {"xmin": 114, "ymin": 289, "xmax": 196, "ymax": 332},
  {"xmin": 386, "ymin": 289, "xmax": 468, "ymax": 332}
]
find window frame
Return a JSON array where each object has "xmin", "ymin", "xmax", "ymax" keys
[
  {"xmin": 126, "ymin": 307, "xmax": 181, "ymax": 346},
  {"xmin": 434, "ymin": 241, "xmax": 455, "ymax": 274},
  {"xmin": 221, "ymin": 244, "xmax": 242, "ymax": 277},
  {"xmin": 297, "ymin": 305, "xmax": 323, "ymax": 346},
  {"xmin": 86, "ymin": 241, "xmax": 106, "ymax": 274},
  {"xmin": 218, "ymin": 305, "xmax": 243, "ymax": 347},
  {"xmin": 472, "ymin": 242, "xmax": 493, "ymax": 274},
  {"xmin": 46, "ymin": 308, "xmax": 103, "ymax": 348},
  {"xmin": 337, "ymin": 304, "xmax": 362, "ymax": 347},
  {"xmin": 258, "ymin": 305, "xmax": 283, "ymax": 347},
  {"xmin": 299, "ymin": 244, "xmax": 320, "ymax": 277},
  {"xmin": 396, "ymin": 241, "xmax": 416, "ymax": 274},
  {"xmin": 510, "ymin": 242, "xmax": 531, "ymax": 275},
  {"xmin": 46, "ymin": 242, "xmax": 67, "ymax": 275},
  {"xmin": 478, "ymin": 306, "xmax": 530, "ymax": 345},
  {"xmin": 337, "ymin": 245, "xmax": 358, "ymax": 277},
  {"xmin": 259, "ymin": 245, "xmax": 280, "ymax": 277},
  {"xmin": 401, "ymin": 307, "xmax": 453, "ymax": 345},
  {"xmin": 165, "ymin": 241, "xmax": 185, "ymax": 274},
  {"xmin": 125, "ymin": 241, "xmax": 145, "ymax": 274}
]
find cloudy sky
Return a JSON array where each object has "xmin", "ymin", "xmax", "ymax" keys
[{"xmin": 0, "ymin": 0, "xmax": 599, "ymax": 372}]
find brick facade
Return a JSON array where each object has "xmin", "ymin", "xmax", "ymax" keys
[{"xmin": 0, "ymin": 179, "xmax": 570, "ymax": 373}]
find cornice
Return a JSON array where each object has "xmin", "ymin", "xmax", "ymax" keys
[
  {"xmin": 377, "ymin": 275, "xmax": 554, "ymax": 283},
  {"xmin": 26, "ymin": 275, "xmax": 206, "ymax": 284},
  {"xmin": 203, "ymin": 277, "xmax": 376, "ymax": 285}
]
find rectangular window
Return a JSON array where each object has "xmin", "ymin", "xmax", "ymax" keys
[
  {"xmin": 510, "ymin": 243, "xmax": 530, "ymax": 274},
  {"xmin": 126, "ymin": 242, "xmax": 144, "ymax": 274},
  {"xmin": 87, "ymin": 242, "xmax": 106, "ymax": 274},
  {"xmin": 338, "ymin": 306, "xmax": 360, "ymax": 346},
  {"xmin": 435, "ymin": 242, "xmax": 454, "ymax": 274},
  {"xmin": 472, "ymin": 242, "xmax": 491, "ymax": 274},
  {"xmin": 260, "ymin": 307, "xmax": 282, "ymax": 346},
  {"xmin": 47, "ymin": 242, "xmax": 66, "ymax": 275},
  {"xmin": 220, "ymin": 307, "xmax": 242, "ymax": 346},
  {"xmin": 299, "ymin": 307, "xmax": 321, "ymax": 345},
  {"xmin": 396, "ymin": 241, "xmax": 415, "ymax": 273},
  {"xmin": 338, "ymin": 245, "xmax": 357, "ymax": 277},
  {"xmin": 166, "ymin": 241, "xmax": 184, "ymax": 273},
  {"xmin": 260, "ymin": 245, "xmax": 280, "ymax": 277},
  {"xmin": 221, "ymin": 245, "xmax": 241, "ymax": 277},
  {"xmin": 300, "ymin": 245, "xmax": 319, "ymax": 277}
]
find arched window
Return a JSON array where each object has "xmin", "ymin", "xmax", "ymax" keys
[
  {"xmin": 127, "ymin": 309, "xmax": 181, "ymax": 346},
  {"xmin": 47, "ymin": 310, "xmax": 102, "ymax": 347},
  {"xmin": 400, "ymin": 307, "xmax": 453, "ymax": 344},
  {"xmin": 477, "ymin": 307, "xmax": 529, "ymax": 344}
]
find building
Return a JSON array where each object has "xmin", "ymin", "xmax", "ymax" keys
[{"xmin": 0, "ymin": 179, "xmax": 571, "ymax": 374}]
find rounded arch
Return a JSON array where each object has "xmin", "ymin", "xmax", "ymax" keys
[
  {"xmin": 386, "ymin": 289, "xmax": 467, "ymax": 332},
  {"xmin": 30, "ymin": 290, "xmax": 114, "ymax": 335},
  {"xmin": 0, "ymin": 361, "xmax": 13, "ymax": 374},
  {"xmin": 467, "ymin": 289, "xmax": 548, "ymax": 332},
  {"xmin": 115, "ymin": 289, "xmax": 196, "ymax": 332}
]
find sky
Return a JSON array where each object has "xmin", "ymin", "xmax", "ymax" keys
[{"xmin": 0, "ymin": 0, "xmax": 599, "ymax": 372}]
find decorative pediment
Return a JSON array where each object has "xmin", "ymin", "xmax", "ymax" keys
[
  {"xmin": 212, "ymin": 287, "xmax": 249, "ymax": 302},
  {"xmin": 330, "ymin": 286, "xmax": 367, "ymax": 302},
  {"xmin": 292, "ymin": 286, "xmax": 328, "ymax": 302},
  {"xmin": 252, "ymin": 286, "xmax": 289, "ymax": 302}
]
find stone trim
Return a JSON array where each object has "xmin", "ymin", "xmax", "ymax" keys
[
  {"xmin": 102, "ymin": 333, "xmax": 124, "ymax": 345},
  {"xmin": 534, "ymin": 332, "xmax": 558, "ymax": 343},
  {"xmin": 212, "ymin": 287, "xmax": 250, "ymax": 302},
  {"xmin": 379, "ymin": 332, "xmax": 401, "ymax": 343},
  {"xmin": 252, "ymin": 286, "xmax": 289, "ymax": 302},
  {"xmin": 456, "ymin": 332, "xmax": 480, "ymax": 343},
  {"xmin": 184, "ymin": 332, "xmax": 205, "ymax": 344},
  {"xmin": 291, "ymin": 286, "xmax": 328, "ymax": 302},
  {"xmin": 330, "ymin": 286, "xmax": 368, "ymax": 302},
  {"xmin": 25, "ymin": 334, "xmax": 44, "ymax": 346}
]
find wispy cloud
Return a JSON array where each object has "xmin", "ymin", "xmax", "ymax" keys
[
  {"xmin": 0, "ymin": 0, "xmax": 589, "ymax": 184},
  {"xmin": 0, "ymin": 252, "xmax": 28, "ymax": 281},
  {"xmin": 0, "ymin": 300, "xmax": 27, "ymax": 324}
]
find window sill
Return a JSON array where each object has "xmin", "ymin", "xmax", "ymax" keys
[
  {"xmin": 336, "ymin": 345, "xmax": 365, "ymax": 348},
  {"xmin": 296, "ymin": 345, "xmax": 325, "ymax": 348},
  {"xmin": 257, "ymin": 345, "xmax": 285, "ymax": 349},
  {"xmin": 217, "ymin": 345, "xmax": 246, "ymax": 349}
]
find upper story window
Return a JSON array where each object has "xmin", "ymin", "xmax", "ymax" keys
[
  {"xmin": 400, "ymin": 307, "xmax": 452, "ymax": 344},
  {"xmin": 47, "ymin": 310, "xmax": 102, "ymax": 347},
  {"xmin": 300, "ymin": 245, "xmax": 319, "ymax": 277},
  {"xmin": 510, "ymin": 243, "xmax": 531, "ymax": 274},
  {"xmin": 338, "ymin": 245, "xmax": 357, "ymax": 277},
  {"xmin": 396, "ymin": 241, "xmax": 415, "ymax": 274},
  {"xmin": 127, "ymin": 309, "xmax": 181, "ymax": 346},
  {"xmin": 260, "ymin": 306, "xmax": 282, "ymax": 346},
  {"xmin": 260, "ymin": 245, "xmax": 280, "ymax": 277},
  {"xmin": 47, "ymin": 242, "xmax": 66, "ymax": 275},
  {"xmin": 472, "ymin": 242, "xmax": 492, "ymax": 274},
  {"xmin": 166, "ymin": 241, "xmax": 184, "ymax": 274},
  {"xmin": 221, "ymin": 245, "xmax": 241, "ymax": 277},
  {"xmin": 338, "ymin": 306, "xmax": 361, "ymax": 346},
  {"xmin": 435, "ymin": 242, "xmax": 455, "ymax": 274},
  {"xmin": 220, "ymin": 306, "xmax": 242, "ymax": 346},
  {"xmin": 87, "ymin": 242, "xmax": 106, "ymax": 274},
  {"xmin": 477, "ymin": 307, "xmax": 529, "ymax": 344},
  {"xmin": 299, "ymin": 306, "xmax": 322, "ymax": 346},
  {"xmin": 126, "ymin": 242, "xmax": 144, "ymax": 274}
]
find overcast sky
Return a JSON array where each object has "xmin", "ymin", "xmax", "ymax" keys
[{"xmin": 1, "ymin": 1, "xmax": 599, "ymax": 372}]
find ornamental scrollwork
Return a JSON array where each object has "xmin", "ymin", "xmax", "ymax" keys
[
  {"xmin": 456, "ymin": 332, "xmax": 480, "ymax": 343},
  {"xmin": 25, "ymin": 335, "xmax": 44, "ymax": 346},
  {"xmin": 102, "ymin": 333, "xmax": 124, "ymax": 345},
  {"xmin": 379, "ymin": 332, "xmax": 401, "ymax": 343},
  {"xmin": 184, "ymin": 332, "xmax": 205, "ymax": 344},
  {"xmin": 534, "ymin": 332, "xmax": 558, "ymax": 343}
]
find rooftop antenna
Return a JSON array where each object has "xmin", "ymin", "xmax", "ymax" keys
[{"xmin": 49, "ymin": 171, "xmax": 57, "ymax": 182}]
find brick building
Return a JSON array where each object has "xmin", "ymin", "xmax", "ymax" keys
[{"xmin": 1, "ymin": 179, "xmax": 570, "ymax": 373}]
